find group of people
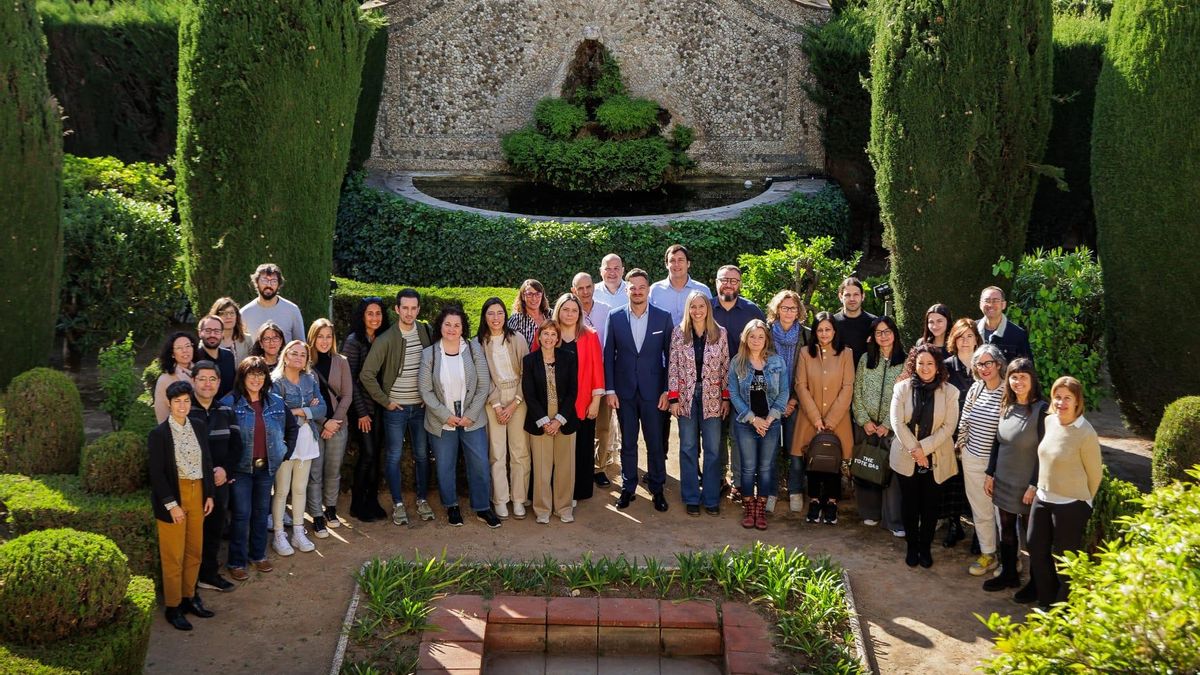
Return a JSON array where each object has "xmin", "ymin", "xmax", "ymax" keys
[{"xmin": 148, "ymin": 251, "xmax": 1103, "ymax": 630}]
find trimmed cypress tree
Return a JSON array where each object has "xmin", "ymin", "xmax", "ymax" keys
[
  {"xmin": 869, "ymin": 0, "xmax": 1054, "ymax": 334},
  {"xmin": 0, "ymin": 0, "xmax": 63, "ymax": 389},
  {"xmin": 176, "ymin": 1, "xmax": 378, "ymax": 323},
  {"xmin": 1092, "ymin": 0, "xmax": 1200, "ymax": 434}
]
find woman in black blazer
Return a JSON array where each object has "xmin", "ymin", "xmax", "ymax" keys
[
  {"xmin": 522, "ymin": 320, "xmax": 579, "ymax": 524},
  {"xmin": 149, "ymin": 380, "xmax": 216, "ymax": 631}
]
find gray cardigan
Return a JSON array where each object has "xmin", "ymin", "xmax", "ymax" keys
[{"xmin": 418, "ymin": 339, "xmax": 491, "ymax": 436}]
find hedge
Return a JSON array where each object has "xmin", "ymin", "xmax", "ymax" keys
[
  {"xmin": 176, "ymin": 1, "xmax": 379, "ymax": 325},
  {"xmin": 80, "ymin": 432, "xmax": 148, "ymax": 496},
  {"xmin": 0, "ymin": 575, "xmax": 153, "ymax": 675},
  {"xmin": 1082, "ymin": 466, "xmax": 1142, "ymax": 553},
  {"xmin": 0, "ymin": 369, "xmax": 83, "ymax": 476},
  {"xmin": 0, "ymin": 475, "xmax": 156, "ymax": 579},
  {"xmin": 38, "ymin": 0, "xmax": 182, "ymax": 163},
  {"xmin": 1152, "ymin": 397, "xmax": 1200, "ymax": 488},
  {"xmin": 1092, "ymin": 0, "xmax": 1200, "ymax": 435},
  {"xmin": 0, "ymin": 0, "xmax": 63, "ymax": 390},
  {"xmin": 331, "ymin": 279, "xmax": 519, "ymax": 341},
  {"xmin": 1026, "ymin": 13, "xmax": 1106, "ymax": 250},
  {"xmin": 335, "ymin": 173, "xmax": 850, "ymax": 293},
  {"xmin": 869, "ymin": 0, "xmax": 1053, "ymax": 335}
]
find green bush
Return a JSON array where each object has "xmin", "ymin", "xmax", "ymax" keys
[
  {"xmin": 1082, "ymin": 465, "xmax": 1143, "ymax": 553},
  {"xmin": 62, "ymin": 154, "xmax": 174, "ymax": 208},
  {"xmin": 1027, "ymin": 13, "xmax": 1106, "ymax": 250},
  {"xmin": 335, "ymin": 174, "xmax": 849, "ymax": 292},
  {"xmin": 121, "ymin": 398, "xmax": 157, "ymax": 440},
  {"xmin": 0, "ymin": 474, "xmax": 156, "ymax": 579},
  {"xmin": 501, "ymin": 131, "xmax": 674, "ymax": 192},
  {"xmin": 738, "ymin": 236, "xmax": 863, "ymax": 316},
  {"xmin": 0, "ymin": 369, "xmax": 83, "ymax": 476},
  {"xmin": 533, "ymin": 98, "xmax": 588, "ymax": 140},
  {"xmin": 347, "ymin": 23, "xmax": 388, "ymax": 173},
  {"xmin": 0, "ymin": 529, "xmax": 129, "ymax": 645},
  {"xmin": 0, "ymin": 575, "xmax": 153, "ymax": 675},
  {"xmin": 594, "ymin": 96, "xmax": 660, "ymax": 136},
  {"xmin": 39, "ymin": 0, "xmax": 182, "ymax": 163},
  {"xmin": 992, "ymin": 247, "xmax": 1105, "ymax": 409},
  {"xmin": 869, "ymin": 0, "xmax": 1053, "ymax": 335},
  {"xmin": 80, "ymin": 433, "xmax": 147, "ymax": 496},
  {"xmin": 981, "ymin": 468, "xmax": 1200, "ymax": 673},
  {"xmin": 176, "ymin": 0, "xmax": 379, "ymax": 326},
  {"xmin": 1092, "ymin": 0, "xmax": 1200, "ymax": 435},
  {"xmin": 1152, "ymin": 397, "xmax": 1200, "ymax": 488},
  {"xmin": 0, "ymin": 0, "xmax": 63, "ymax": 390},
  {"xmin": 331, "ymin": 279, "xmax": 518, "ymax": 339},
  {"xmin": 97, "ymin": 334, "xmax": 139, "ymax": 431},
  {"xmin": 60, "ymin": 189, "xmax": 181, "ymax": 357}
]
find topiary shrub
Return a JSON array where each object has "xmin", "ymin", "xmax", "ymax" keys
[
  {"xmin": 121, "ymin": 397, "xmax": 157, "ymax": 440},
  {"xmin": 0, "ymin": 474, "xmax": 156, "ymax": 579},
  {"xmin": 80, "ymin": 432, "xmax": 147, "ymax": 495},
  {"xmin": 0, "ymin": 529, "xmax": 129, "ymax": 645},
  {"xmin": 0, "ymin": 575, "xmax": 153, "ymax": 675},
  {"xmin": 533, "ymin": 98, "xmax": 587, "ymax": 140},
  {"xmin": 1153, "ymin": 396, "xmax": 1200, "ymax": 488},
  {"xmin": 0, "ymin": 369, "xmax": 83, "ymax": 476}
]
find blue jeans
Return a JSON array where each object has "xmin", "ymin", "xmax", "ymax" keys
[
  {"xmin": 431, "ymin": 426, "xmax": 492, "ymax": 512},
  {"xmin": 782, "ymin": 411, "xmax": 806, "ymax": 495},
  {"xmin": 228, "ymin": 469, "xmax": 272, "ymax": 569},
  {"xmin": 677, "ymin": 396, "xmax": 722, "ymax": 508},
  {"xmin": 384, "ymin": 405, "xmax": 430, "ymax": 503},
  {"xmin": 734, "ymin": 419, "xmax": 780, "ymax": 498}
]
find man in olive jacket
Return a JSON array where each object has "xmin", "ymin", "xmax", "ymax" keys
[{"xmin": 359, "ymin": 289, "xmax": 435, "ymax": 525}]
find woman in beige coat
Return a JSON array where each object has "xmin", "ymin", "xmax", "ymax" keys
[
  {"xmin": 890, "ymin": 344, "xmax": 961, "ymax": 568},
  {"xmin": 791, "ymin": 311, "xmax": 855, "ymax": 525}
]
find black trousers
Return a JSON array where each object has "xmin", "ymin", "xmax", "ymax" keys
[
  {"xmin": 898, "ymin": 470, "xmax": 942, "ymax": 546},
  {"xmin": 808, "ymin": 469, "xmax": 842, "ymax": 502},
  {"xmin": 1027, "ymin": 498, "xmax": 1091, "ymax": 606},
  {"xmin": 199, "ymin": 482, "xmax": 229, "ymax": 582},
  {"xmin": 351, "ymin": 410, "xmax": 385, "ymax": 514}
]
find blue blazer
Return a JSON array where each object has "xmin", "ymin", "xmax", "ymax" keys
[{"xmin": 604, "ymin": 304, "xmax": 673, "ymax": 400}]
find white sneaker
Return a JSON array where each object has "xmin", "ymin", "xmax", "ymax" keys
[
  {"xmin": 272, "ymin": 529, "xmax": 294, "ymax": 556},
  {"xmin": 560, "ymin": 510, "xmax": 575, "ymax": 523},
  {"xmin": 536, "ymin": 514, "xmax": 551, "ymax": 524},
  {"xmin": 891, "ymin": 529, "xmax": 906, "ymax": 538},
  {"xmin": 495, "ymin": 502, "xmax": 510, "ymax": 519},
  {"xmin": 292, "ymin": 527, "xmax": 315, "ymax": 553},
  {"xmin": 571, "ymin": 499, "xmax": 577, "ymax": 508},
  {"xmin": 765, "ymin": 496, "xmax": 777, "ymax": 513},
  {"xmin": 512, "ymin": 502, "xmax": 527, "ymax": 519},
  {"xmin": 863, "ymin": 519, "xmax": 880, "ymax": 526},
  {"xmin": 789, "ymin": 494, "xmax": 804, "ymax": 512}
]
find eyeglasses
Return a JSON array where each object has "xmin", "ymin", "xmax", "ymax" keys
[
  {"xmin": 194, "ymin": 376, "xmax": 219, "ymax": 384},
  {"xmin": 362, "ymin": 296, "xmax": 382, "ymax": 303},
  {"xmin": 199, "ymin": 328, "xmax": 222, "ymax": 335},
  {"xmin": 173, "ymin": 344, "xmax": 193, "ymax": 352},
  {"xmin": 981, "ymin": 299, "xmax": 1004, "ymax": 305},
  {"xmin": 717, "ymin": 278, "xmax": 740, "ymax": 285},
  {"xmin": 523, "ymin": 290, "xmax": 542, "ymax": 297},
  {"xmin": 217, "ymin": 309, "xmax": 238, "ymax": 318},
  {"xmin": 258, "ymin": 277, "xmax": 280, "ymax": 286},
  {"xmin": 874, "ymin": 329, "xmax": 893, "ymax": 337},
  {"xmin": 977, "ymin": 360, "xmax": 997, "ymax": 369},
  {"xmin": 778, "ymin": 305, "xmax": 799, "ymax": 312},
  {"xmin": 260, "ymin": 335, "xmax": 283, "ymax": 343}
]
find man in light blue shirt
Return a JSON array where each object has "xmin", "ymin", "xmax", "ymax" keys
[
  {"xmin": 594, "ymin": 253, "xmax": 628, "ymax": 309},
  {"xmin": 649, "ymin": 244, "xmax": 712, "ymax": 326}
]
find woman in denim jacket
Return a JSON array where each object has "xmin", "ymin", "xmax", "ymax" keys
[
  {"xmin": 728, "ymin": 319, "xmax": 789, "ymax": 531},
  {"xmin": 220, "ymin": 357, "xmax": 298, "ymax": 580},
  {"xmin": 270, "ymin": 340, "xmax": 326, "ymax": 556}
]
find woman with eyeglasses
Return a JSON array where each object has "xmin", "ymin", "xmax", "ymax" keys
[
  {"xmin": 507, "ymin": 279, "xmax": 550, "ymax": 349},
  {"xmin": 249, "ymin": 321, "xmax": 286, "ymax": 368},
  {"xmin": 154, "ymin": 331, "xmax": 198, "ymax": 423},
  {"xmin": 208, "ymin": 297, "xmax": 253, "ymax": 362},
  {"xmin": 342, "ymin": 297, "xmax": 391, "ymax": 522},
  {"xmin": 959, "ymin": 343, "xmax": 1008, "ymax": 578},
  {"xmin": 889, "ymin": 344, "xmax": 961, "ymax": 568},
  {"xmin": 940, "ymin": 318, "xmax": 984, "ymax": 546},
  {"xmin": 766, "ymin": 290, "xmax": 811, "ymax": 514},
  {"xmin": 852, "ymin": 316, "xmax": 905, "ymax": 533}
]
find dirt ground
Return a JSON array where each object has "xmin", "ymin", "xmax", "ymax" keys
[{"xmin": 132, "ymin": 397, "xmax": 1150, "ymax": 675}]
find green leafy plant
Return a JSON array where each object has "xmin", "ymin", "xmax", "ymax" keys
[
  {"xmin": 1152, "ymin": 396, "xmax": 1200, "ymax": 487},
  {"xmin": 62, "ymin": 155, "xmax": 174, "ymax": 207},
  {"xmin": 98, "ymin": 334, "xmax": 139, "ymax": 431},
  {"xmin": 981, "ymin": 468, "xmax": 1200, "ymax": 673},
  {"xmin": 533, "ymin": 98, "xmax": 587, "ymax": 140},
  {"xmin": 1082, "ymin": 465, "xmax": 1142, "ymax": 553},
  {"xmin": 738, "ymin": 234, "xmax": 863, "ymax": 316},
  {"xmin": 0, "ymin": 368, "xmax": 84, "ymax": 476},
  {"xmin": 595, "ymin": 96, "xmax": 660, "ymax": 136},
  {"xmin": 992, "ymin": 247, "xmax": 1104, "ymax": 409},
  {"xmin": 80, "ymin": 432, "xmax": 148, "ymax": 496}
]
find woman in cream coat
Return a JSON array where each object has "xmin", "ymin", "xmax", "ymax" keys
[{"xmin": 890, "ymin": 344, "xmax": 961, "ymax": 568}]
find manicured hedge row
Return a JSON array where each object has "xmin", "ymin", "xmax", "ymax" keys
[
  {"xmin": 334, "ymin": 174, "xmax": 850, "ymax": 292},
  {"xmin": 0, "ymin": 475, "xmax": 156, "ymax": 579},
  {"xmin": 0, "ymin": 575, "xmax": 153, "ymax": 675},
  {"xmin": 331, "ymin": 279, "xmax": 519, "ymax": 340}
]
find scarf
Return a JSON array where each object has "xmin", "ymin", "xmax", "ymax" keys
[
  {"xmin": 771, "ymin": 321, "xmax": 802, "ymax": 377},
  {"xmin": 909, "ymin": 376, "xmax": 940, "ymax": 440}
]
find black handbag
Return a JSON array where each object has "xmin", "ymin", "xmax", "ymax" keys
[
  {"xmin": 806, "ymin": 431, "xmax": 842, "ymax": 474},
  {"xmin": 851, "ymin": 367, "xmax": 894, "ymax": 486}
]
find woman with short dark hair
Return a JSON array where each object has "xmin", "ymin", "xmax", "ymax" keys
[
  {"xmin": 154, "ymin": 331, "xmax": 197, "ymax": 423},
  {"xmin": 149, "ymin": 380, "xmax": 215, "ymax": 630}
]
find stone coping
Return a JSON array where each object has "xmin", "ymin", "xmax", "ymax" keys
[{"xmin": 365, "ymin": 170, "xmax": 829, "ymax": 226}]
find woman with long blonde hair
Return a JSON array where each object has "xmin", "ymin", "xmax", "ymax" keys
[{"xmin": 727, "ymin": 320, "xmax": 788, "ymax": 530}]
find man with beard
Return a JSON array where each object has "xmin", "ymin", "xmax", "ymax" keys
[
  {"xmin": 196, "ymin": 315, "xmax": 236, "ymax": 400},
  {"xmin": 711, "ymin": 265, "xmax": 765, "ymax": 501},
  {"xmin": 833, "ymin": 277, "xmax": 876, "ymax": 370},
  {"xmin": 240, "ymin": 263, "xmax": 305, "ymax": 342}
]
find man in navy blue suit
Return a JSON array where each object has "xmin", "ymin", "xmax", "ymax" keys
[{"xmin": 604, "ymin": 269, "xmax": 674, "ymax": 512}]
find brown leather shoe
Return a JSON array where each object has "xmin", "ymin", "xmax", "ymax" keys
[
  {"xmin": 227, "ymin": 567, "xmax": 249, "ymax": 581},
  {"xmin": 253, "ymin": 559, "xmax": 274, "ymax": 573}
]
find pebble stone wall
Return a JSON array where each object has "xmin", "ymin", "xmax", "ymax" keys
[{"xmin": 368, "ymin": 0, "xmax": 831, "ymax": 176}]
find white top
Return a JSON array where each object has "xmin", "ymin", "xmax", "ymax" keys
[
  {"xmin": 488, "ymin": 336, "xmax": 518, "ymax": 384},
  {"xmin": 961, "ymin": 381, "xmax": 1004, "ymax": 459},
  {"xmin": 594, "ymin": 280, "xmax": 628, "ymax": 309},
  {"xmin": 438, "ymin": 342, "xmax": 467, "ymax": 430},
  {"xmin": 582, "ymin": 301, "xmax": 611, "ymax": 348},
  {"xmin": 240, "ymin": 296, "xmax": 305, "ymax": 343}
]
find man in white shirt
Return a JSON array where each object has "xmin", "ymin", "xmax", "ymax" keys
[
  {"xmin": 649, "ymin": 244, "xmax": 712, "ymax": 326},
  {"xmin": 594, "ymin": 253, "xmax": 628, "ymax": 309},
  {"xmin": 239, "ymin": 263, "xmax": 305, "ymax": 342},
  {"xmin": 573, "ymin": 272, "xmax": 615, "ymax": 487}
]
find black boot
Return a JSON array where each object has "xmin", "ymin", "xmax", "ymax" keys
[
  {"xmin": 983, "ymin": 543, "xmax": 1021, "ymax": 592},
  {"xmin": 1013, "ymin": 578, "xmax": 1038, "ymax": 604},
  {"xmin": 181, "ymin": 594, "xmax": 215, "ymax": 618},
  {"xmin": 918, "ymin": 543, "xmax": 934, "ymax": 568},
  {"xmin": 905, "ymin": 541, "xmax": 919, "ymax": 567},
  {"xmin": 943, "ymin": 518, "xmax": 965, "ymax": 548},
  {"xmin": 165, "ymin": 606, "xmax": 193, "ymax": 631}
]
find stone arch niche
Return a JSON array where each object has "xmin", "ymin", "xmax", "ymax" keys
[{"xmin": 368, "ymin": 0, "xmax": 831, "ymax": 176}]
